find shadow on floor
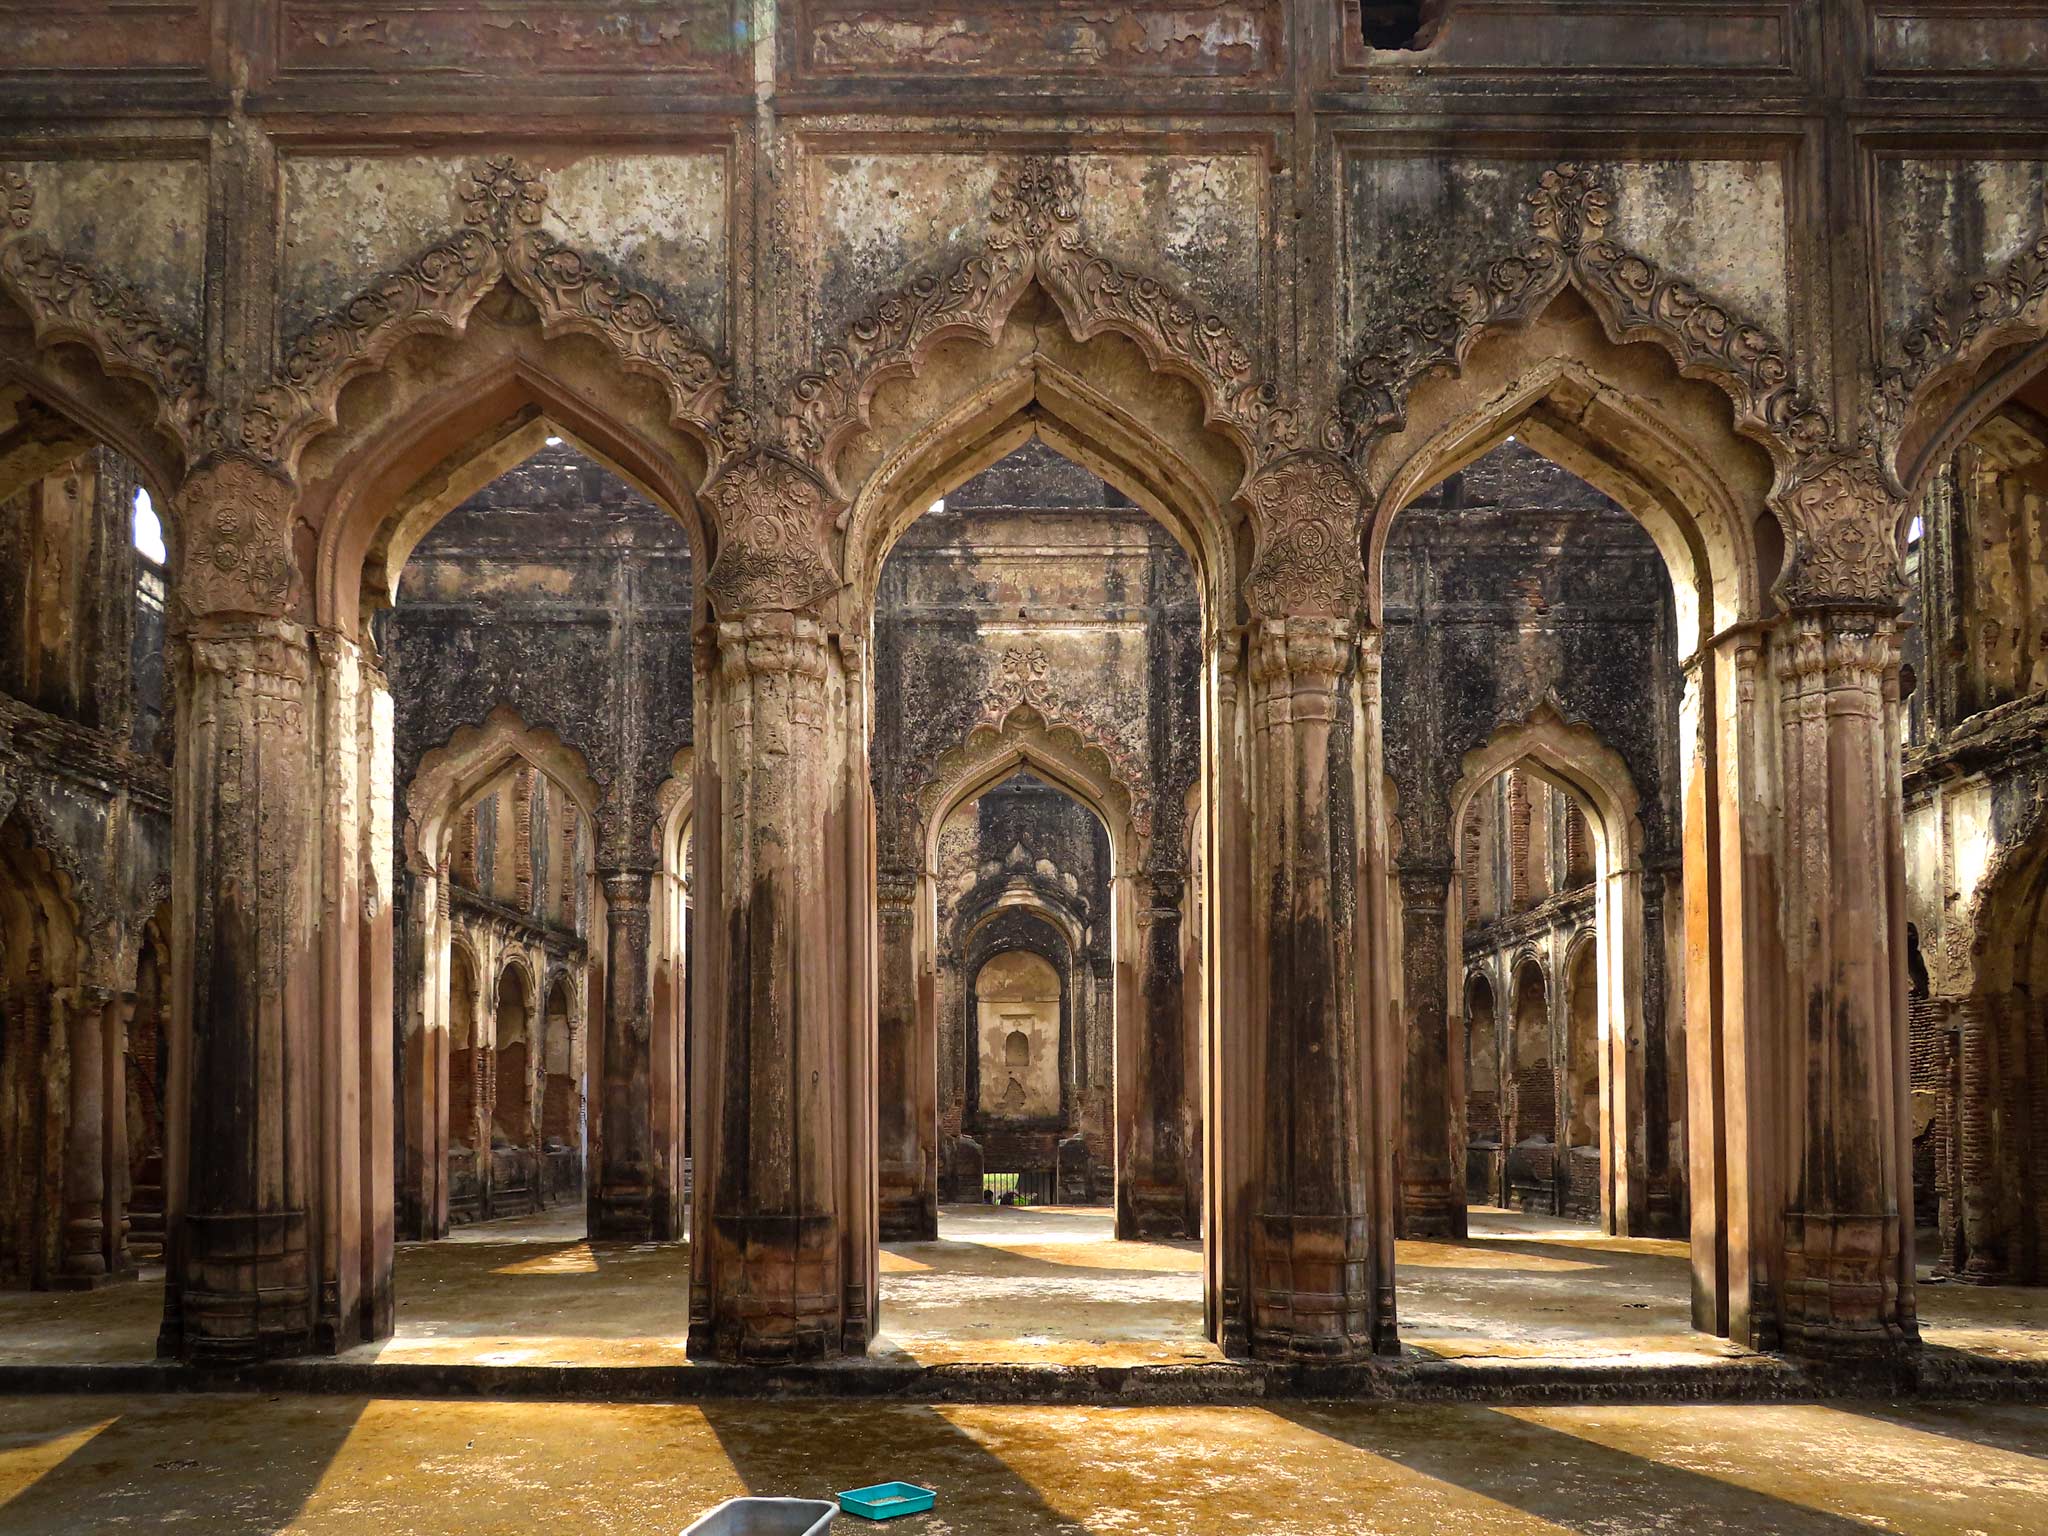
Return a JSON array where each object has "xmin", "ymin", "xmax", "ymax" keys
[
  {"xmin": 0, "ymin": 1394, "xmax": 367, "ymax": 1533},
  {"xmin": 702, "ymin": 1401, "xmax": 1091, "ymax": 1535},
  {"xmin": 1274, "ymin": 1402, "xmax": 1888, "ymax": 1535}
]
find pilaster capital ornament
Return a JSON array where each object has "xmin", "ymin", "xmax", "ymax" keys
[
  {"xmin": 172, "ymin": 456, "xmax": 303, "ymax": 622},
  {"xmin": 1243, "ymin": 453, "xmax": 1365, "ymax": 620},
  {"xmin": 702, "ymin": 450, "xmax": 842, "ymax": 618},
  {"xmin": 1769, "ymin": 454, "xmax": 1908, "ymax": 613},
  {"xmin": 876, "ymin": 866, "xmax": 919, "ymax": 908}
]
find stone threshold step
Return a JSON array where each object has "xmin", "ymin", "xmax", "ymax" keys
[{"xmin": 2, "ymin": 1353, "xmax": 2043, "ymax": 1408}]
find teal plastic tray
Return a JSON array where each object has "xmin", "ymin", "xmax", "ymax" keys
[{"xmin": 836, "ymin": 1482, "xmax": 935, "ymax": 1521}]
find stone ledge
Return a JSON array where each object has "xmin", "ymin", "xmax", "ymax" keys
[{"xmin": 4, "ymin": 1350, "xmax": 2043, "ymax": 1409}]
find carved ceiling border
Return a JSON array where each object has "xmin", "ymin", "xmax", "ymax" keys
[
  {"xmin": 0, "ymin": 166, "xmax": 205, "ymax": 459},
  {"xmin": 778, "ymin": 155, "xmax": 1300, "ymax": 499},
  {"xmin": 1327, "ymin": 163, "xmax": 1833, "ymax": 479},
  {"xmin": 223, "ymin": 158, "xmax": 737, "ymax": 480}
]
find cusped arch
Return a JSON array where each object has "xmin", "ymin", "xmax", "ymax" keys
[
  {"xmin": 0, "ymin": 168, "xmax": 204, "ymax": 470},
  {"xmin": 404, "ymin": 706, "xmax": 602, "ymax": 878},
  {"xmin": 1366, "ymin": 301, "xmax": 1770, "ymax": 642},
  {"xmin": 305, "ymin": 348, "xmax": 713, "ymax": 637},
  {"xmin": 838, "ymin": 331, "xmax": 1241, "ymax": 624},
  {"xmin": 1886, "ymin": 189, "xmax": 2048, "ymax": 500},
  {"xmin": 1448, "ymin": 706, "xmax": 1646, "ymax": 880},
  {"xmin": 1334, "ymin": 162, "xmax": 1827, "ymax": 490},
  {"xmin": 784, "ymin": 154, "xmax": 1295, "ymax": 516},
  {"xmin": 913, "ymin": 703, "xmax": 1142, "ymax": 879}
]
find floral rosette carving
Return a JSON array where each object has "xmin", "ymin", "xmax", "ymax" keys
[
  {"xmin": 173, "ymin": 456, "xmax": 302, "ymax": 620},
  {"xmin": 1243, "ymin": 453, "xmax": 1366, "ymax": 619},
  {"xmin": 702, "ymin": 451, "xmax": 843, "ymax": 617},
  {"xmin": 989, "ymin": 155, "xmax": 1082, "ymax": 251},
  {"xmin": 1770, "ymin": 454, "xmax": 1908, "ymax": 611}
]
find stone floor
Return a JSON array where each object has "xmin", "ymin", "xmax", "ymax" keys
[
  {"xmin": 0, "ymin": 1392, "xmax": 2044, "ymax": 1533},
  {"xmin": 2, "ymin": 1204, "xmax": 2045, "ymax": 1373}
]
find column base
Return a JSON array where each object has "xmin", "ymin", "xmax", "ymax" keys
[
  {"xmin": 1118, "ymin": 1179, "xmax": 1198, "ymax": 1241},
  {"xmin": 1397, "ymin": 1179, "xmax": 1465, "ymax": 1240},
  {"xmin": 51, "ymin": 1266, "xmax": 135, "ymax": 1292},
  {"xmin": 1781, "ymin": 1210, "xmax": 1917, "ymax": 1359},
  {"xmin": 590, "ymin": 1184, "xmax": 655, "ymax": 1243},
  {"xmin": 686, "ymin": 1212, "xmax": 848, "ymax": 1365},
  {"xmin": 1248, "ymin": 1212, "xmax": 1375, "ymax": 1362}
]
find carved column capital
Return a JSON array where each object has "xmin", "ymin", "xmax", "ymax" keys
[
  {"xmin": 876, "ymin": 866, "xmax": 919, "ymax": 910},
  {"xmin": 598, "ymin": 868, "xmax": 653, "ymax": 911},
  {"xmin": 171, "ymin": 455, "xmax": 303, "ymax": 624},
  {"xmin": 1770, "ymin": 454, "xmax": 1907, "ymax": 614},
  {"xmin": 1242, "ymin": 452, "xmax": 1366, "ymax": 621}
]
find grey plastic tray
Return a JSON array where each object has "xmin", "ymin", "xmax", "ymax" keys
[{"xmin": 681, "ymin": 1497, "xmax": 838, "ymax": 1536}]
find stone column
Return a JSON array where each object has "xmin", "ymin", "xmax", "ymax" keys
[
  {"xmin": 1396, "ymin": 859, "xmax": 1462, "ymax": 1239},
  {"xmin": 1773, "ymin": 605, "xmax": 1916, "ymax": 1354},
  {"xmin": 1242, "ymin": 615, "xmax": 1376, "ymax": 1358},
  {"xmin": 159, "ymin": 615, "xmax": 318, "ymax": 1363},
  {"xmin": 876, "ymin": 865, "xmax": 934, "ymax": 1240},
  {"xmin": 1120, "ymin": 868, "xmax": 1197, "ymax": 1239},
  {"xmin": 689, "ymin": 611, "xmax": 856, "ymax": 1361},
  {"xmin": 101, "ymin": 990, "xmax": 136, "ymax": 1280},
  {"xmin": 590, "ymin": 867, "xmax": 654, "ymax": 1240},
  {"xmin": 58, "ymin": 985, "xmax": 110, "ymax": 1287}
]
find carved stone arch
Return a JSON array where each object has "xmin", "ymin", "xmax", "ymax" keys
[
  {"xmin": 1367, "ymin": 311, "xmax": 1772, "ymax": 643},
  {"xmin": 404, "ymin": 706, "xmax": 603, "ymax": 880},
  {"xmin": 912, "ymin": 702, "xmax": 1145, "ymax": 878},
  {"xmin": 0, "ymin": 165, "xmax": 204, "ymax": 465},
  {"xmin": 0, "ymin": 806, "xmax": 85, "ymax": 979},
  {"xmin": 305, "ymin": 337, "xmax": 714, "ymax": 640},
  {"xmin": 835, "ymin": 351, "xmax": 1240, "ymax": 626},
  {"xmin": 1447, "ymin": 706, "xmax": 1646, "ymax": 877},
  {"xmin": 1331, "ymin": 162, "xmax": 1831, "ymax": 488},
  {"xmin": 780, "ymin": 154, "xmax": 1297, "ymax": 509},
  {"xmin": 223, "ymin": 158, "xmax": 733, "ymax": 485},
  {"xmin": 1507, "ymin": 945, "xmax": 1551, "ymax": 1027},
  {"xmin": 1887, "ymin": 185, "xmax": 2048, "ymax": 500}
]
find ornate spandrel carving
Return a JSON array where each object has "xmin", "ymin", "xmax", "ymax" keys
[
  {"xmin": 172, "ymin": 456, "xmax": 302, "ymax": 622},
  {"xmin": 785, "ymin": 154, "xmax": 1296, "ymax": 491},
  {"xmin": 1330, "ymin": 161, "xmax": 1831, "ymax": 471},
  {"xmin": 0, "ymin": 165, "xmax": 203, "ymax": 455},
  {"xmin": 226, "ymin": 157, "xmax": 733, "ymax": 479},
  {"xmin": 1243, "ymin": 453, "xmax": 1366, "ymax": 620},
  {"xmin": 702, "ymin": 451, "xmax": 843, "ymax": 619},
  {"xmin": 1771, "ymin": 454, "xmax": 1909, "ymax": 613}
]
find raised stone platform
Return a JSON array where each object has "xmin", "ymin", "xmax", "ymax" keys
[{"xmin": 4, "ymin": 1207, "xmax": 2044, "ymax": 1407}]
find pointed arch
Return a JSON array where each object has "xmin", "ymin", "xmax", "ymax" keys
[
  {"xmin": 403, "ymin": 706, "xmax": 602, "ymax": 880},
  {"xmin": 1364, "ymin": 293, "xmax": 1772, "ymax": 642},
  {"xmin": 781, "ymin": 154, "xmax": 1296, "ymax": 512},
  {"xmin": 304, "ymin": 346, "xmax": 712, "ymax": 638},
  {"xmin": 913, "ymin": 703, "xmax": 1140, "ymax": 880}
]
